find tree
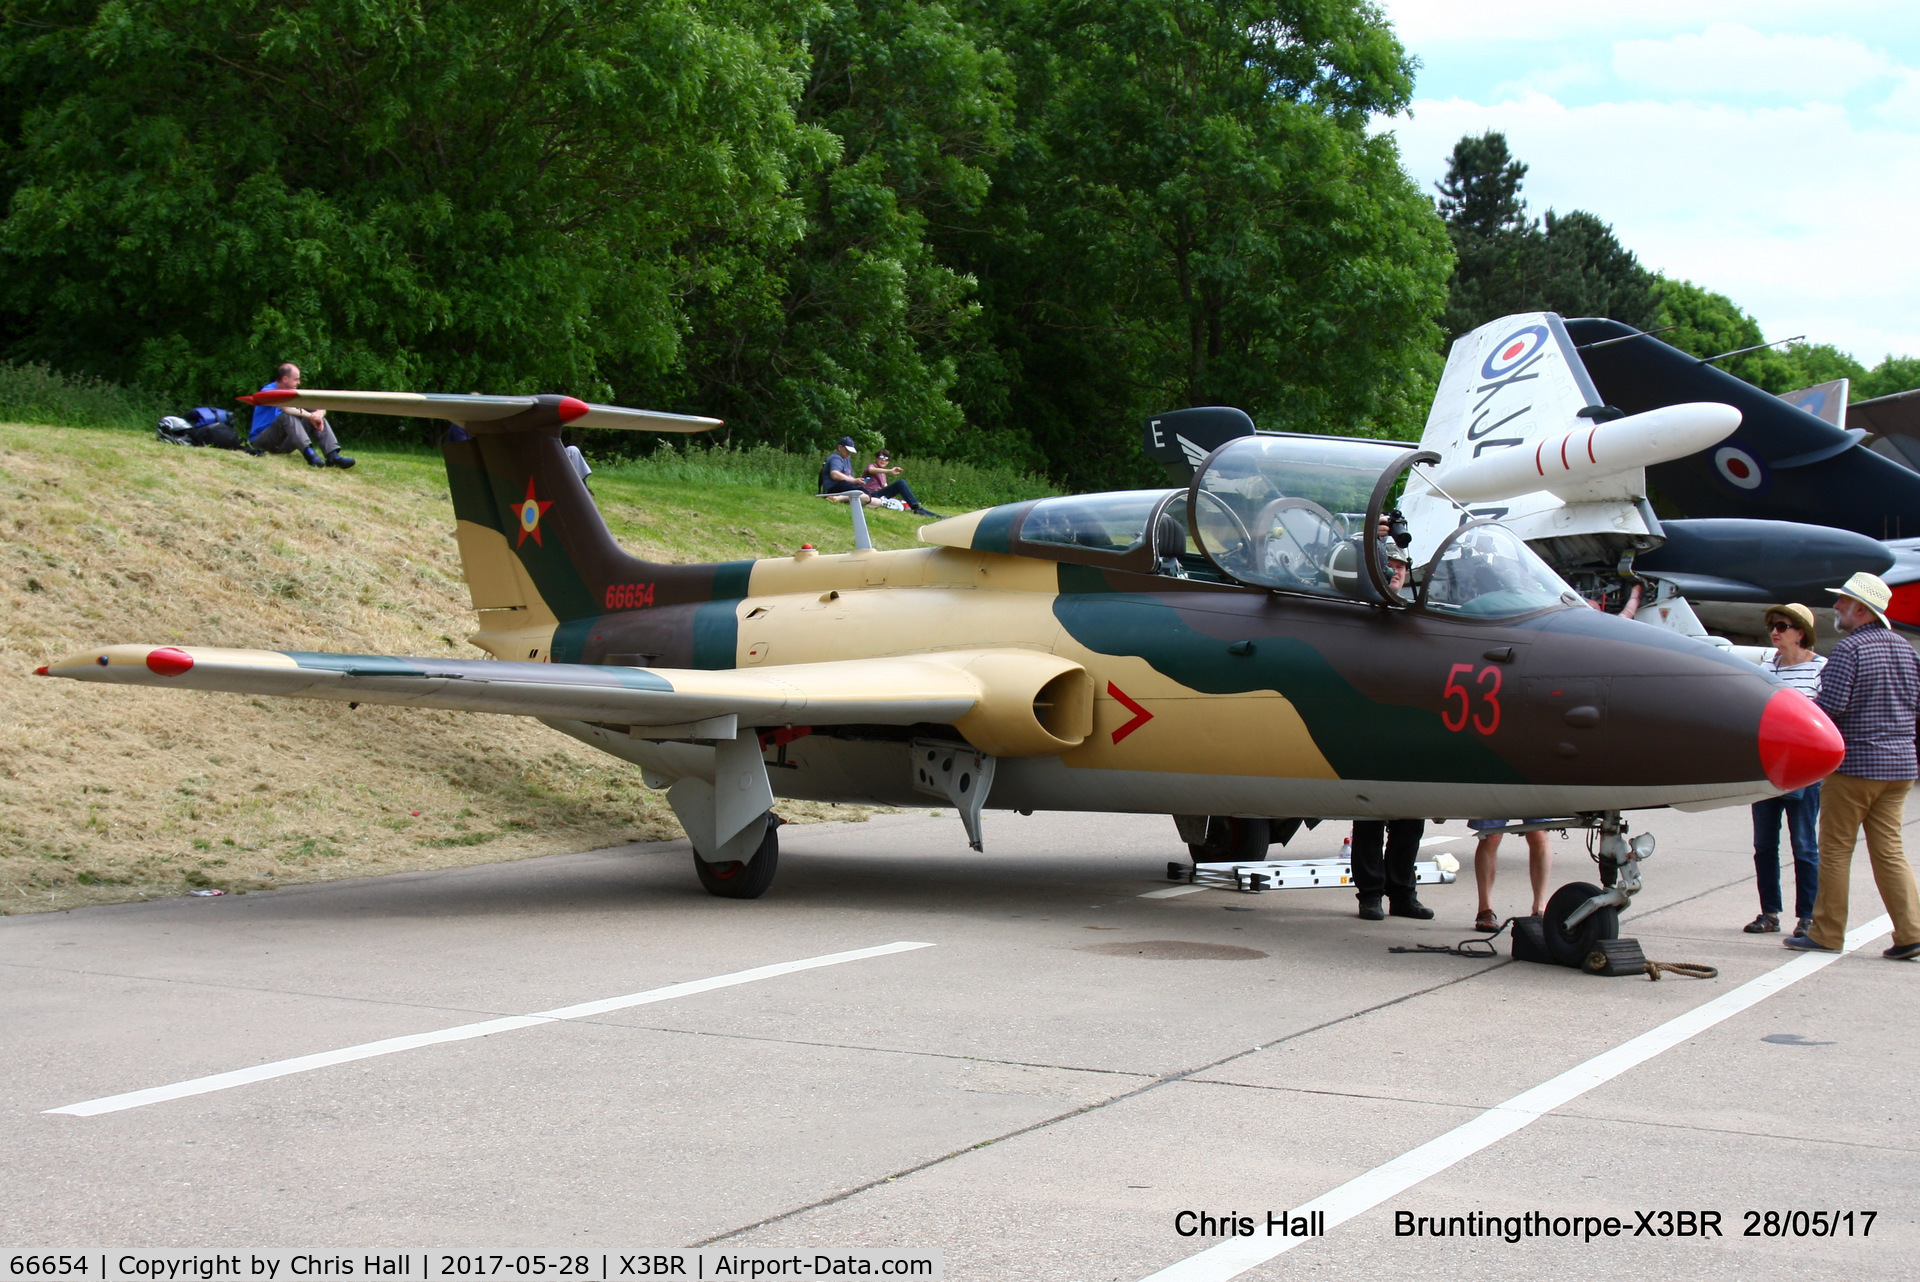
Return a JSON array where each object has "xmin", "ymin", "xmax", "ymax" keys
[
  {"xmin": 1534, "ymin": 210, "xmax": 1655, "ymax": 333},
  {"xmin": 1434, "ymin": 131, "xmax": 1532, "ymax": 338},
  {"xmin": 1858, "ymin": 356, "xmax": 1920, "ymax": 400},
  {"xmin": 670, "ymin": 0, "xmax": 1013, "ymax": 457},
  {"xmin": 950, "ymin": 0, "xmax": 1453, "ymax": 488},
  {"xmin": 0, "ymin": 0, "xmax": 825, "ymax": 413},
  {"xmin": 1436, "ymin": 132, "xmax": 1654, "ymax": 340}
]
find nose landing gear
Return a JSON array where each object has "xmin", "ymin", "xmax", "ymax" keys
[{"xmin": 1539, "ymin": 813, "xmax": 1655, "ymax": 967}]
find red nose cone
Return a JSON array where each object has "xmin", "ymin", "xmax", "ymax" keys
[
  {"xmin": 146, "ymin": 647, "xmax": 195, "ymax": 677},
  {"xmin": 1758, "ymin": 689, "xmax": 1844, "ymax": 790},
  {"xmin": 555, "ymin": 396, "xmax": 591, "ymax": 423}
]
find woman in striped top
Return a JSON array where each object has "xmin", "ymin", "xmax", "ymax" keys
[{"xmin": 1746, "ymin": 603, "xmax": 1826, "ymax": 936}]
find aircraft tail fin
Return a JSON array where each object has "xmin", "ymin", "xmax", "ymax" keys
[
  {"xmin": 236, "ymin": 390, "xmax": 744, "ymax": 658},
  {"xmin": 1401, "ymin": 313, "xmax": 1725, "ymax": 556}
]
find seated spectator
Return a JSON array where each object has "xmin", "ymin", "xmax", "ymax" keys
[
  {"xmin": 820, "ymin": 436, "xmax": 938, "ymax": 517},
  {"xmin": 863, "ymin": 449, "xmax": 902, "ymax": 493},
  {"xmin": 250, "ymin": 363, "xmax": 354, "ymax": 469}
]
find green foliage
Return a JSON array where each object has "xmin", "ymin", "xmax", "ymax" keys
[
  {"xmin": 1766, "ymin": 343, "xmax": 1867, "ymax": 395},
  {"xmin": 1652, "ymin": 279, "xmax": 1848, "ymax": 394},
  {"xmin": 0, "ymin": 359, "xmax": 166, "ymax": 429},
  {"xmin": 593, "ymin": 438, "xmax": 1053, "ymax": 511},
  {"xmin": 670, "ymin": 0, "xmax": 1012, "ymax": 459},
  {"xmin": 1533, "ymin": 210, "xmax": 1655, "ymax": 332},
  {"xmin": 1858, "ymin": 356, "xmax": 1920, "ymax": 401},
  {"xmin": 1651, "ymin": 281, "xmax": 1920, "ymax": 401},
  {"xmin": 946, "ymin": 0, "xmax": 1454, "ymax": 489},
  {"xmin": 1649, "ymin": 277, "xmax": 1764, "ymax": 367},
  {"xmin": 1435, "ymin": 130, "xmax": 1532, "ymax": 336},
  {"xmin": 0, "ymin": 0, "xmax": 1458, "ymax": 490},
  {"xmin": 1437, "ymin": 131, "xmax": 1654, "ymax": 341},
  {"xmin": 0, "ymin": 0, "xmax": 825, "ymax": 402}
]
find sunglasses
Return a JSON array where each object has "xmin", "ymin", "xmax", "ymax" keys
[{"xmin": 1768, "ymin": 621, "xmax": 1798, "ymax": 633}]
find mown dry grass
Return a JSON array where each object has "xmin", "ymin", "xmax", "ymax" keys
[{"xmin": 2, "ymin": 424, "xmax": 917, "ymax": 913}]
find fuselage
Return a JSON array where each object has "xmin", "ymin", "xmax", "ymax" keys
[{"xmin": 537, "ymin": 540, "xmax": 1808, "ymax": 822}]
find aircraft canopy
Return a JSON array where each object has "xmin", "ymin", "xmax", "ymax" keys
[
  {"xmin": 1190, "ymin": 434, "xmax": 1410, "ymax": 597},
  {"xmin": 1421, "ymin": 523, "xmax": 1583, "ymax": 618}
]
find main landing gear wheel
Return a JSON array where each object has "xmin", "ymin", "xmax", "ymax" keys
[
  {"xmin": 1541, "ymin": 880, "xmax": 1619, "ymax": 967},
  {"xmin": 1188, "ymin": 816, "xmax": 1271, "ymax": 863},
  {"xmin": 694, "ymin": 820, "xmax": 779, "ymax": 899}
]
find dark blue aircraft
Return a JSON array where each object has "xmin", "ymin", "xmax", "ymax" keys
[{"xmin": 1564, "ymin": 318, "xmax": 1920, "ymax": 631}]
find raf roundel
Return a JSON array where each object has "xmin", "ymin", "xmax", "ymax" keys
[
  {"xmin": 1480, "ymin": 324, "xmax": 1550, "ymax": 381},
  {"xmin": 1712, "ymin": 444, "xmax": 1770, "ymax": 494}
]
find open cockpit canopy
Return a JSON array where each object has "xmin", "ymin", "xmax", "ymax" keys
[{"xmin": 918, "ymin": 431, "xmax": 1582, "ymax": 618}]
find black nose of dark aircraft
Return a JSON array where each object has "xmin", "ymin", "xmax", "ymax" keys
[{"xmin": 1521, "ymin": 608, "xmax": 1843, "ymax": 797}]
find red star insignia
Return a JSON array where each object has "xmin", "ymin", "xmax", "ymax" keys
[{"xmin": 515, "ymin": 477, "xmax": 554, "ymax": 548}]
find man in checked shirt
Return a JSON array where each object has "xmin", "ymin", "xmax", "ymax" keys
[{"xmin": 1786, "ymin": 573, "xmax": 1920, "ymax": 959}]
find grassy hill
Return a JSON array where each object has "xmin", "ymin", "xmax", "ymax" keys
[{"xmin": 1, "ymin": 418, "xmax": 1053, "ymax": 913}]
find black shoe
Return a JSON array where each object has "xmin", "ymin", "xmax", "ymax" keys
[
  {"xmin": 1885, "ymin": 941, "xmax": 1920, "ymax": 961},
  {"xmin": 1743, "ymin": 913, "xmax": 1780, "ymax": 934},
  {"xmin": 1792, "ymin": 918, "xmax": 1811, "ymax": 938},
  {"xmin": 911, "ymin": 505, "xmax": 943, "ymax": 518},
  {"xmin": 1357, "ymin": 898, "xmax": 1384, "ymax": 921},
  {"xmin": 301, "ymin": 446, "xmax": 326, "ymax": 468},
  {"xmin": 325, "ymin": 451, "xmax": 356, "ymax": 469},
  {"xmin": 1389, "ymin": 897, "xmax": 1434, "ymax": 920}
]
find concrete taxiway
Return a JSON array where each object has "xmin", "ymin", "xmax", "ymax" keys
[{"xmin": 3, "ymin": 799, "xmax": 1914, "ymax": 1279}]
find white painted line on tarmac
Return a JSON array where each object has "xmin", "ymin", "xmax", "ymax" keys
[
  {"xmin": 1139, "ymin": 915, "xmax": 1894, "ymax": 1282},
  {"xmin": 48, "ymin": 941, "xmax": 936, "ymax": 1118},
  {"xmin": 1140, "ymin": 885, "xmax": 1210, "ymax": 899}
]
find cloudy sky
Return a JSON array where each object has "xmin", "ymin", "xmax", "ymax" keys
[{"xmin": 1374, "ymin": 1, "xmax": 1920, "ymax": 366}]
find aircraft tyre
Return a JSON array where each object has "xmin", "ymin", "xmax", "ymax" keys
[
  {"xmin": 1540, "ymin": 881, "xmax": 1619, "ymax": 967},
  {"xmin": 694, "ymin": 820, "xmax": 779, "ymax": 899},
  {"xmin": 1189, "ymin": 816, "xmax": 1271, "ymax": 863}
]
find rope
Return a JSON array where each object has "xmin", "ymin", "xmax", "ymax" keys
[
  {"xmin": 1642, "ymin": 960, "xmax": 1719, "ymax": 981},
  {"xmin": 1387, "ymin": 919, "xmax": 1722, "ymax": 980},
  {"xmin": 1388, "ymin": 916, "xmax": 1515, "ymax": 959}
]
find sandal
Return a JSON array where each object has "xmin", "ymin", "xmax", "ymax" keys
[
  {"xmin": 1743, "ymin": 913, "xmax": 1780, "ymax": 934},
  {"xmin": 1474, "ymin": 909, "xmax": 1499, "ymax": 933}
]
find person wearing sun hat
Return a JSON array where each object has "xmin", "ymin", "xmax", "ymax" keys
[
  {"xmin": 1744, "ymin": 602, "xmax": 1825, "ymax": 937},
  {"xmin": 1784, "ymin": 573, "xmax": 1920, "ymax": 960}
]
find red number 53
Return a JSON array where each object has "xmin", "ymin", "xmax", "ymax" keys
[{"xmin": 1442, "ymin": 663, "xmax": 1502, "ymax": 736}]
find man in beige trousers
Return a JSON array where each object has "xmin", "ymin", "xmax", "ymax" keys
[{"xmin": 1785, "ymin": 573, "xmax": 1920, "ymax": 959}]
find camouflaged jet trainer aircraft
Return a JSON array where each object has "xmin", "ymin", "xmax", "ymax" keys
[{"xmin": 39, "ymin": 388, "xmax": 1846, "ymax": 956}]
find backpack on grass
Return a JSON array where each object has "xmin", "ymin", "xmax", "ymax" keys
[{"xmin": 157, "ymin": 407, "xmax": 248, "ymax": 451}]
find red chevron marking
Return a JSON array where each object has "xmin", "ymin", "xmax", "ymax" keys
[{"xmin": 1108, "ymin": 681, "xmax": 1154, "ymax": 745}]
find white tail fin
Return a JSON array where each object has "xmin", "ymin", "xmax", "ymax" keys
[{"xmin": 1402, "ymin": 314, "xmax": 1733, "ymax": 557}]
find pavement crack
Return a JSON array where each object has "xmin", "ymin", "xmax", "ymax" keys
[
  {"xmin": 1546, "ymin": 1108, "xmax": 1920, "ymax": 1155},
  {"xmin": 1622, "ymin": 874, "xmax": 1750, "ymax": 924},
  {"xmin": 588, "ymin": 1021, "xmax": 1158, "ymax": 1080},
  {"xmin": 691, "ymin": 958, "xmax": 1510, "ymax": 1247},
  {"xmin": 0, "ymin": 959, "xmax": 661, "ymax": 1027}
]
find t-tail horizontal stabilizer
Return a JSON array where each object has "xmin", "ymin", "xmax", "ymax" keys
[
  {"xmin": 236, "ymin": 388, "xmax": 729, "ymax": 656},
  {"xmin": 236, "ymin": 389, "xmax": 721, "ymax": 435}
]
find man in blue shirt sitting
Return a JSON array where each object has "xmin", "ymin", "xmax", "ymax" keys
[{"xmin": 250, "ymin": 363, "xmax": 354, "ymax": 469}]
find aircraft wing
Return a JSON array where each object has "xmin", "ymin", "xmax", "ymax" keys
[
  {"xmin": 237, "ymin": 389, "xmax": 721, "ymax": 434},
  {"xmin": 37, "ymin": 645, "xmax": 981, "ymax": 730}
]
